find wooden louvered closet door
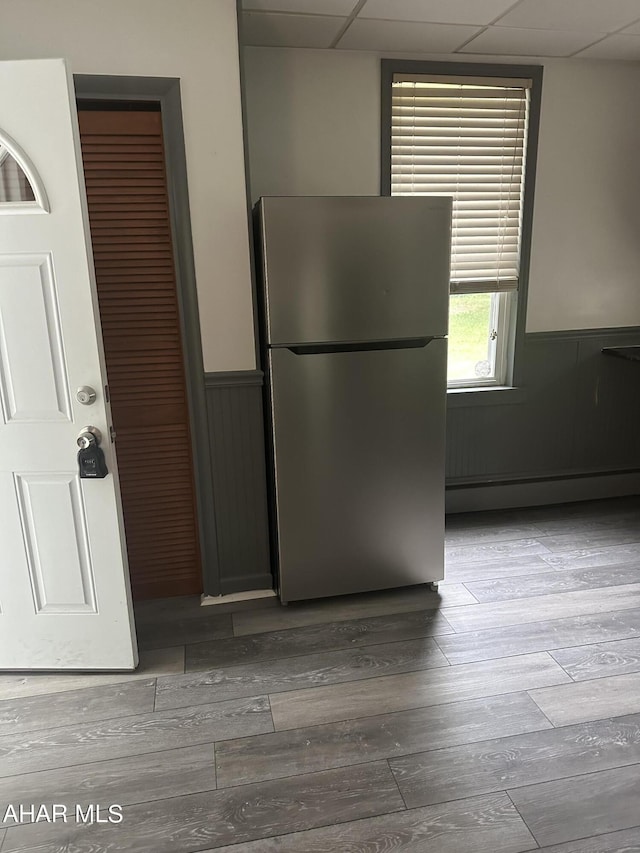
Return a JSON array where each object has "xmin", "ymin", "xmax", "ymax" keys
[{"xmin": 78, "ymin": 108, "xmax": 202, "ymax": 600}]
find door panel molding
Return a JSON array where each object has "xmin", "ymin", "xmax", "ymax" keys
[
  {"xmin": 74, "ymin": 75, "xmax": 220, "ymax": 596},
  {"xmin": 0, "ymin": 253, "xmax": 72, "ymax": 423},
  {"xmin": 15, "ymin": 472, "xmax": 98, "ymax": 614}
]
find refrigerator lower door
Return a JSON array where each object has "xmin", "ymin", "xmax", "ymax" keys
[{"xmin": 269, "ymin": 339, "xmax": 447, "ymax": 602}]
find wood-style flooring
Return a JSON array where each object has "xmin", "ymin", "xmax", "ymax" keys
[{"xmin": 2, "ymin": 495, "xmax": 640, "ymax": 852}]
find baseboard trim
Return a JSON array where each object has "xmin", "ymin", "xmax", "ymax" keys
[{"xmin": 446, "ymin": 470, "xmax": 640, "ymax": 513}]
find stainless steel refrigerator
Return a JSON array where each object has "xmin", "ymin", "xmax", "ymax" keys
[{"xmin": 255, "ymin": 196, "xmax": 451, "ymax": 603}]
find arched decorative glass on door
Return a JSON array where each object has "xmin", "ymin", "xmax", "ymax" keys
[{"xmin": 0, "ymin": 130, "xmax": 49, "ymax": 212}]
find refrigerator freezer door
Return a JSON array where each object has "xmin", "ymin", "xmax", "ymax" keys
[
  {"xmin": 258, "ymin": 196, "xmax": 451, "ymax": 345},
  {"xmin": 269, "ymin": 340, "xmax": 447, "ymax": 602}
]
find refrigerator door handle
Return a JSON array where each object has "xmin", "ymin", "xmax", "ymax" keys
[{"xmin": 285, "ymin": 337, "xmax": 438, "ymax": 356}]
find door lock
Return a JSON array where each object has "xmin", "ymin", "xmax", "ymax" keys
[
  {"xmin": 76, "ymin": 386, "xmax": 97, "ymax": 405},
  {"xmin": 77, "ymin": 426, "xmax": 102, "ymax": 448},
  {"xmin": 77, "ymin": 426, "xmax": 108, "ymax": 479}
]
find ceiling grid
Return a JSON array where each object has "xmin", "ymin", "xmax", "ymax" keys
[{"xmin": 241, "ymin": 0, "xmax": 640, "ymax": 60}]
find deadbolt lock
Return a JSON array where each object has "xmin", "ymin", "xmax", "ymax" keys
[{"xmin": 76, "ymin": 386, "xmax": 97, "ymax": 405}]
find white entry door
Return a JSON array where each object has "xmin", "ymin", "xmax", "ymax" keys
[{"xmin": 0, "ymin": 59, "xmax": 137, "ymax": 669}]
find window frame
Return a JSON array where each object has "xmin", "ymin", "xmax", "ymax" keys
[
  {"xmin": 447, "ymin": 290, "xmax": 512, "ymax": 389},
  {"xmin": 380, "ymin": 60, "xmax": 543, "ymax": 392}
]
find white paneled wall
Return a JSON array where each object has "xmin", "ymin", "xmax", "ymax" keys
[
  {"xmin": 526, "ymin": 60, "xmax": 640, "ymax": 331},
  {"xmin": 0, "ymin": 0, "xmax": 256, "ymax": 371},
  {"xmin": 243, "ymin": 47, "xmax": 640, "ymax": 333},
  {"xmin": 245, "ymin": 48, "xmax": 380, "ymax": 201}
]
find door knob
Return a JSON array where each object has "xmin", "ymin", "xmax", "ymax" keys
[
  {"xmin": 77, "ymin": 426, "xmax": 108, "ymax": 479},
  {"xmin": 77, "ymin": 426, "xmax": 102, "ymax": 449}
]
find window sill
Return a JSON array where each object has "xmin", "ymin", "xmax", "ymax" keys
[{"xmin": 447, "ymin": 385, "xmax": 526, "ymax": 408}]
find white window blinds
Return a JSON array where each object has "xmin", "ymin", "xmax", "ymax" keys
[
  {"xmin": 391, "ymin": 74, "xmax": 530, "ymax": 293},
  {"xmin": 0, "ymin": 145, "xmax": 35, "ymax": 204}
]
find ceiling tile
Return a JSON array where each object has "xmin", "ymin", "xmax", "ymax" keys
[
  {"xmin": 459, "ymin": 25, "xmax": 604, "ymax": 56},
  {"xmin": 495, "ymin": 0, "xmax": 640, "ymax": 33},
  {"xmin": 359, "ymin": 0, "xmax": 518, "ymax": 26},
  {"xmin": 575, "ymin": 33, "xmax": 640, "ymax": 59},
  {"xmin": 243, "ymin": 0, "xmax": 357, "ymax": 15},
  {"xmin": 621, "ymin": 19, "xmax": 640, "ymax": 34},
  {"xmin": 337, "ymin": 18, "xmax": 482, "ymax": 51},
  {"xmin": 241, "ymin": 12, "xmax": 346, "ymax": 47}
]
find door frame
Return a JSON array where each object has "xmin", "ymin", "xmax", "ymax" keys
[{"xmin": 74, "ymin": 74, "xmax": 221, "ymax": 596}]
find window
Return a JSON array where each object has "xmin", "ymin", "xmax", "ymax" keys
[
  {"xmin": 381, "ymin": 62, "xmax": 542, "ymax": 389},
  {"xmin": 0, "ymin": 146, "xmax": 35, "ymax": 204},
  {"xmin": 0, "ymin": 130, "xmax": 49, "ymax": 213}
]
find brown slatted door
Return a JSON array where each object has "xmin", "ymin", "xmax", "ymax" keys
[{"xmin": 78, "ymin": 108, "xmax": 202, "ymax": 600}]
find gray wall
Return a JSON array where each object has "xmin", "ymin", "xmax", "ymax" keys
[
  {"xmin": 447, "ymin": 329, "xmax": 640, "ymax": 483},
  {"xmin": 205, "ymin": 371, "xmax": 271, "ymax": 595},
  {"xmin": 205, "ymin": 328, "xmax": 640, "ymax": 593}
]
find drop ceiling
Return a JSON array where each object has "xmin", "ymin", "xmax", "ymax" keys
[{"xmin": 241, "ymin": 0, "xmax": 640, "ymax": 59}]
